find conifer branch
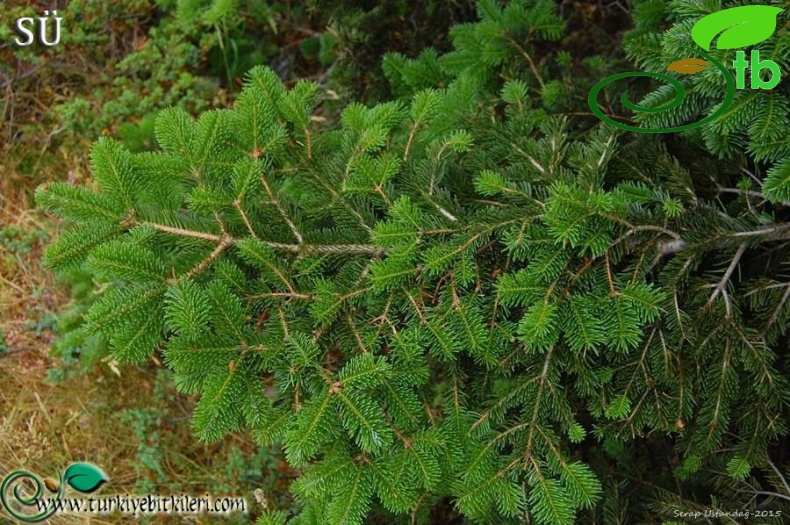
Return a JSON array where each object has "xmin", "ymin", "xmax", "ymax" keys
[
  {"xmin": 234, "ymin": 200, "xmax": 260, "ymax": 240},
  {"xmin": 430, "ymin": 198, "xmax": 458, "ymax": 222},
  {"xmin": 148, "ymin": 222, "xmax": 225, "ymax": 243},
  {"xmin": 260, "ymin": 174, "xmax": 303, "ymax": 243},
  {"xmin": 374, "ymin": 185, "xmax": 393, "ymax": 206},
  {"xmin": 766, "ymin": 457, "xmax": 790, "ymax": 496},
  {"xmin": 765, "ymin": 285, "xmax": 790, "ymax": 332},
  {"xmin": 735, "ymin": 486, "xmax": 790, "ymax": 504},
  {"xmin": 717, "ymin": 187, "xmax": 767, "ymax": 199},
  {"xmin": 277, "ymin": 306, "xmax": 290, "ymax": 341},
  {"xmin": 733, "ymin": 223, "xmax": 790, "ymax": 240},
  {"xmin": 185, "ymin": 236, "xmax": 233, "ymax": 279},
  {"xmin": 311, "ymin": 169, "xmax": 373, "ymax": 233},
  {"xmin": 524, "ymin": 345, "xmax": 554, "ymax": 459},
  {"xmin": 248, "ymin": 292, "xmax": 313, "ymax": 300},
  {"xmin": 37, "ymin": 12, "xmax": 790, "ymax": 515},
  {"xmin": 656, "ymin": 239, "xmax": 688, "ymax": 255},
  {"xmin": 345, "ymin": 314, "xmax": 370, "ymax": 355},
  {"xmin": 745, "ymin": 281, "xmax": 790, "ymax": 296},
  {"xmin": 505, "ymin": 37, "xmax": 545, "ymax": 89},
  {"xmin": 403, "ymin": 120, "xmax": 419, "ymax": 161},
  {"xmin": 709, "ymin": 243, "xmax": 747, "ymax": 304},
  {"xmin": 716, "ymin": 186, "xmax": 790, "ymax": 208},
  {"xmin": 383, "ymin": 409, "xmax": 411, "ymax": 449},
  {"xmin": 604, "ymin": 253, "xmax": 617, "ymax": 295},
  {"xmin": 535, "ymin": 425, "xmax": 568, "ymax": 468},
  {"xmin": 370, "ymin": 294, "xmax": 394, "ymax": 341},
  {"xmin": 619, "ymin": 390, "xmax": 650, "ymax": 438},
  {"xmin": 144, "ymin": 221, "xmax": 383, "ymax": 255},
  {"xmin": 303, "ymin": 128, "xmax": 312, "ymax": 159},
  {"xmin": 402, "ymin": 290, "xmax": 426, "ymax": 322},
  {"xmin": 656, "ymin": 223, "xmax": 790, "ymax": 257},
  {"xmin": 292, "ymin": 244, "xmax": 385, "ymax": 256},
  {"xmin": 411, "ymin": 494, "xmax": 428, "ymax": 525},
  {"xmin": 612, "ymin": 225, "xmax": 682, "ymax": 248}
]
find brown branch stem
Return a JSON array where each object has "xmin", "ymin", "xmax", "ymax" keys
[{"xmin": 145, "ymin": 221, "xmax": 384, "ymax": 255}]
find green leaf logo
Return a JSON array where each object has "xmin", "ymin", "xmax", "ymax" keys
[
  {"xmin": 63, "ymin": 463, "xmax": 108, "ymax": 493},
  {"xmin": 691, "ymin": 5, "xmax": 783, "ymax": 51}
]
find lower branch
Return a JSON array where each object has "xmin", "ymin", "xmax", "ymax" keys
[
  {"xmin": 145, "ymin": 221, "xmax": 384, "ymax": 256},
  {"xmin": 709, "ymin": 243, "xmax": 747, "ymax": 303}
]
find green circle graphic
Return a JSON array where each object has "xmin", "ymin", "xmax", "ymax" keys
[
  {"xmin": 588, "ymin": 46, "xmax": 736, "ymax": 133},
  {"xmin": 1, "ymin": 470, "xmax": 62, "ymax": 522}
]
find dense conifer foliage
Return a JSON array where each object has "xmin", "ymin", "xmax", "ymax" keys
[{"xmin": 39, "ymin": 1, "xmax": 790, "ymax": 523}]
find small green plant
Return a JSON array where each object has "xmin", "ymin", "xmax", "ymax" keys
[
  {"xmin": 117, "ymin": 405, "xmax": 168, "ymax": 495},
  {"xmin": 0, "ymin": 226, "xmax": 48, "ymax": 255}
]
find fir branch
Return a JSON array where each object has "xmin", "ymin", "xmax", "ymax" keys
[
  {"xmin": 259, "ymin": 174, "xmax": 303, "ymax": 243},
  {"xmin": 733, "ymin": 223, "xmax": 790, "ymax": 240},
  {"xmin": 234, "ymin": 200, "xmax": 260, "ymax": 240},
  {"xmin": 709, "ymin": 243, "xmax": 747, "ymax": 305},
  {"xmin": 611, "ymin": 225, "xmax": 682, "ymax": 246},
  {"xmin": 505, "ymin": 36, "xmax": 545, "ymax": 90},
  {"xmin": 766, "ymin": 457, "xmax": 790, "ymax": 497},
  {"xmin": 185, "ymin": 237, "xmax": 233, "ymax": 279},
  {"xmin": 247, "ymin": 291, "xmax": 313, "ymax": 300},
  {"xmin": 144, "ymin": 221, "xmax": 384, "ymax": 256},
  {"xmin": 765, "ymin": 285, "xmax": 790, "ymax": 333},
  {"xmin": 524, "ymin": 345, "xmax": 555, "ymax": 459},
  {"xmin": 147, "ymin": 222, "xmax": 225, "ymax": 243},
  {"xmin": 403, "ymin": 120, "xmax": 419, "ymax": 161}
]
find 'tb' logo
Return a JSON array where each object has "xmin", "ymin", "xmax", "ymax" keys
[{"xmin": 589, "ymin": 5, "xmax": 784, "ymax": 133}]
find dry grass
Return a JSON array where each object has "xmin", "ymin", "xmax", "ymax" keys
[
  {"xmin": 0, "ymin": 186, "xmax": 66, "ymax": 351},
  {"xmin": 1, "ymin": 356, "xmax": 148, "ymax": 524},
  {"xmin": 0, "ymin": 147, "xmax": 135, "ymax": 523},
  {"xmin": 0, "ymin": 352, "xmax": 280, "ymax": 524}
]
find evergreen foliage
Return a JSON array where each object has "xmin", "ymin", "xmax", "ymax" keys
[{"xmin": 39, "ymin": 0, "xmax": 790, "ymax": 523}]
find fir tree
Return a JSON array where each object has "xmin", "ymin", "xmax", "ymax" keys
[{"xmin": 39, "ymin": 1, "xmax": 790, "ymax": 523}]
